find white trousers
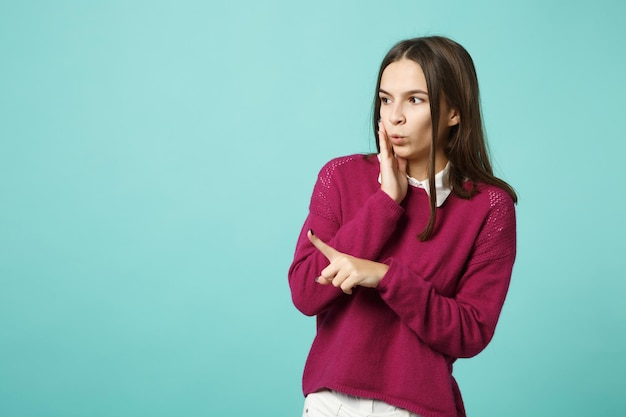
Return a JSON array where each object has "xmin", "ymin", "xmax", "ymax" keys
[{"xmin": 302, "ymin": 390, "xmax": 422, "ymax": 417}]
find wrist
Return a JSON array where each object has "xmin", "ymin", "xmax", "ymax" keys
[
  {"xmin": 375, "ymin": 263, "xmax": 390, "ymax": 285},
  {"xmin": 382, "ymin": 187, "xmax": 404, "ymax": 204}
]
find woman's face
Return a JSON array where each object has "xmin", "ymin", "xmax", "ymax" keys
[{"xmin": 378, "ymin": 59, "xmax": 457, "ymax": 178}]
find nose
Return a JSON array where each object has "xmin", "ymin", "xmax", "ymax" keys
[{"xmin": 389, "ymin": 103, "xmax": 405, "ymax": 125}]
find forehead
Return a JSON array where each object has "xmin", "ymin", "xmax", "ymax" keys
[{"xmin": 380, "ymin": 59, "xmax": 427, "ymax": 92}]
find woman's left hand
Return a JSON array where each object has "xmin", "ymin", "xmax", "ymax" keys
[{"xmin": 308, "ymin": 230, "xmax": 389, "ymax": 294}]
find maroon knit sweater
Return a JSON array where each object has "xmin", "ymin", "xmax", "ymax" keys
[{"xmin": 288, "ymin": 154, "xmax": 516, "ymax": 417}]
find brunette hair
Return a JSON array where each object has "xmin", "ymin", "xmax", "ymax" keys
[{"xmin": 372, "ymin": 36, "xmax": 517, "ymax": 240}]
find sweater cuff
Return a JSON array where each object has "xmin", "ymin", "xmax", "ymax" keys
[
  {"xmin": 373, "ymin": 188, "xmax": 405, "ymax": 220},
  {"xmin": 377, "ymin": 257, "xmax": 398, "ymax": 292}
]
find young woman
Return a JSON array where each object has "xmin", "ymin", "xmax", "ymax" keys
[{"xmin": 288, "ymin": 36, "xmax": 517, "ymax": 417}]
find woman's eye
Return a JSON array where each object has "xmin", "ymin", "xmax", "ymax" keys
[
  {"xmin": 380, "ymin": 97, "xmax": 391, "ymax": 104},
  {"xmin": 409, "ymin": 97, "xmax": 423, "ymax": 104}
]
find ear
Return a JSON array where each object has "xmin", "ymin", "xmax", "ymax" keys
[{"xmin": 447, "ymin": 107, "xmax": 460, "ymax": 127}]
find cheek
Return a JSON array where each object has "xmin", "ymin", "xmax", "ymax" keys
[{"xmin": 408, "ymin": 110, "xmax": 433, "ymax": 132}]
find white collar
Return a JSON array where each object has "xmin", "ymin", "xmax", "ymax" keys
[{"xmin": 377, "ymin": 155, "xmax": 452, "ymax": 207}]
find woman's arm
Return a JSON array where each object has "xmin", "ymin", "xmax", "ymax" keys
[
  {"xmin": 305, "ymin": 189, "xmax": 516, "ymax": 358},
  {"xmin": 378, "ymin": 191, "xmax": 516, "ymax": 358},
  {"xmin": 289, "ymin": 125, "xmax": 410, "ymax": 317},
  {"xmin": 288, "ymin": 170, "xmax": 403, "ymax": 316}
]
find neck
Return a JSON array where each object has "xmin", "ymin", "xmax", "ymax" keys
[{"xmin": 407, "ymin": 152, "xmax": 448, "ymax": 181}]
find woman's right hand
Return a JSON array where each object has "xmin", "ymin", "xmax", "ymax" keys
[{"xmin": 378, "ymin": 121, "xmax": 408, "ymax": 204}]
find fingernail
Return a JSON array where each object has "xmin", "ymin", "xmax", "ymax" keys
[
  {"xmin": 309, "ymin": 229, "xmax": 315, "ymax": 236},
  {"xmin": 315, "ymin": 277, "xmax": 320, "ymax": 283}
]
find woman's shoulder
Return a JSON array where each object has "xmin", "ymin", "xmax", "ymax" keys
[
  {"xmin": 466, "ymin": 183, "xmax": 517, "ymax": 261},
  {"xmin": 317, "ymin": 153, "xmax": 378, "ymax": 180},
  {"xmin": 457, "ymin": 182, "xmax": 516, "ymax": 217},
  {"xmin": 476, "ymin": 183, "xmax": 515, "ymax": 206},
  {"xmin": 458, "ymin": 184, "xmax": 516, "ymax": 236}
]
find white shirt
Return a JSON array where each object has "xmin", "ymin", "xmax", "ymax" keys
[{"xmin": 377, "ymin": 156, "xmax": 452, "ymax": 207}]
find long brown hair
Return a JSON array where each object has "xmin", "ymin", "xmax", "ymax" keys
[{"xmin": 373, "ymin": 36, "xmax": 517, "ymax": 240}]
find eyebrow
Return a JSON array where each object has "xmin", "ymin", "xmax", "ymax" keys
[{"xmin": 378, "ymin": 88, "xmax": 429, "ymax": 96}]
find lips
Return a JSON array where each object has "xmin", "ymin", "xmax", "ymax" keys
[{"xmin": 389, "ymin": 134, "xmax": 405, "ymax": 145}]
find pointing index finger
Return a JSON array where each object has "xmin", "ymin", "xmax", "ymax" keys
[{"xmin": 307, "ymin": 229, "xmax": 338, "ymax": 261}]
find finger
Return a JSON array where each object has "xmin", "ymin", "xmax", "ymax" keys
[
  {"xmin": 307, "ymin": 229, "xmax": 339, "ymax": 261},
  {"xmin": 319, "ymin": 262, "xmax": 340, "ymax": 282},
  {"xmin": 316, "ymin": 260, "xmax": 349, "ymax": 289},
  {"xmin": 315, "ymin": 276, "xmax": 332, "ymax": 285},
  {"xmin": 340, "ymin": 275, "xmax": 355, "ymax": 295},
  {"xmin": 327, "ymin": 266, "xmax": 351, "ymax": 289},
  {"xmin": 317, "ymin": 265, "xmax": 357, "ymax": 294},
  {"xmin": 378, "ymin": 121, "xmax": 392, "ymax": 158}
]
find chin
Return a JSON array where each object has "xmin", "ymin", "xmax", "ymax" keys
[{"xmin": 392, "ymin": 147, "xmax": 415, "ymax": 158}]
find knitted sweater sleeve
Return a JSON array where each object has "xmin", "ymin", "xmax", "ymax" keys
[
  {"xmin": 289, "ymin": 156, "xmax": 404, "ymax": 316},
  {"xmin": 377, "ymin": 188, "xmax": 517, "ymax": 358}
]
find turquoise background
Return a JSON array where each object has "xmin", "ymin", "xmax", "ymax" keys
[{"xmin": 1, "ymin": 1, "xmax": 625, "ymax": 416}]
